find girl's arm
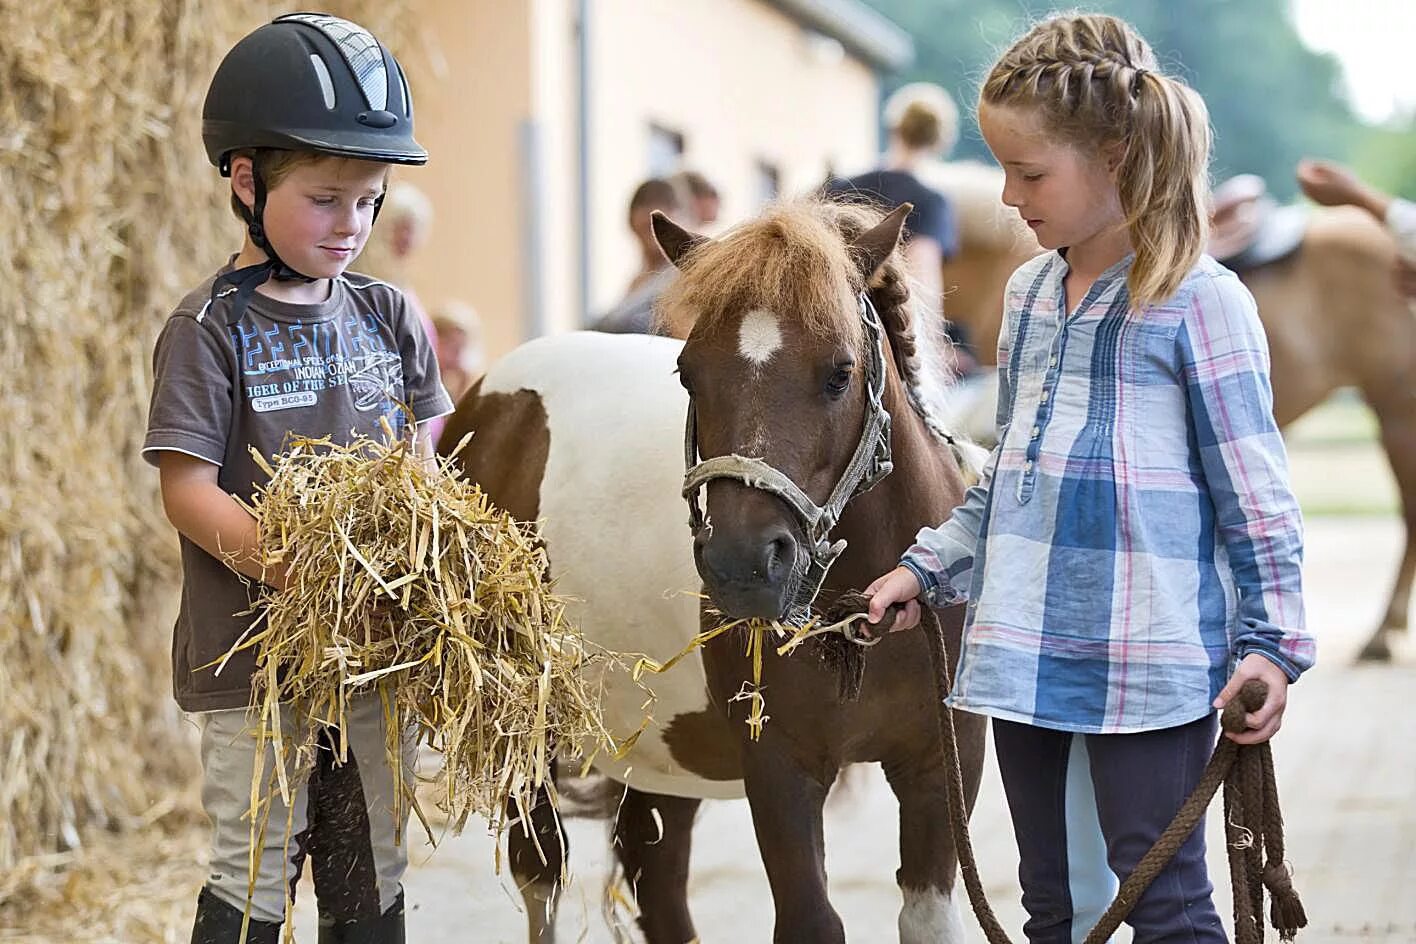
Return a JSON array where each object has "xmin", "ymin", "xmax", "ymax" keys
[
  {"xmin": 1180, "ymin": 274, "xmax": 1314, "ymax": 682},
  {"xmin": 899, "ymin": 309, "xmax": 1017, "ymax": 607},
  {"xmin": 158, "ymin": 451, "xmax": 288, "ymax": 590}
]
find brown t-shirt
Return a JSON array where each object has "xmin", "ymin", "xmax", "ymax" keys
[{"xmin": 143, "ymin": 267, "xmax": 454, "ymax": 711}]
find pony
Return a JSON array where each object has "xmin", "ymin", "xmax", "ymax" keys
[{"xmin": 442, "ymin": 198, "xmax": 986, "ymax": 942}]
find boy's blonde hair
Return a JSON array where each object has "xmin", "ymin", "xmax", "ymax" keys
[
  {"xmin": 981, "ymin": 14, "xmax": 1211, "ymax": 308},
  {"xmin": 225, "ymin": 149, "xmax": 344, "ymax": 221}
]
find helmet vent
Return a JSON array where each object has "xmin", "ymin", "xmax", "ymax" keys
[
  {"xmin": 277, "ymin": 13, "xmax": 388, "ymax": 111},
  {"xmin": 309, "ymin": 55, "xmax": 336, "ymax": 110}
]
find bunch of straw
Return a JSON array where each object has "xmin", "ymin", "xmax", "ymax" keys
[{"xmin": 234, "ymin": 429, "xmax": 623, "ymax": 843}]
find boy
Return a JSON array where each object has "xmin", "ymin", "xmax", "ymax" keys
[{"xmin": 143, "ymin": 14, "xmax": 452, "ymax": 942}]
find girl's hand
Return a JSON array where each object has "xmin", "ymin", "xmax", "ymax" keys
[
  {"xmin": 1213, "ymin": 653, "xmax": 1290, "ymax": 744},
  {"xmin": 863, "ymin": 567, "xmax": 923, "ymax": 633}
]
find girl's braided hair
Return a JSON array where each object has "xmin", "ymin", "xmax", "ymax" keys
[{"xmin": 982, "ymin": 14, "xmax": 1211, "ymax": 308}]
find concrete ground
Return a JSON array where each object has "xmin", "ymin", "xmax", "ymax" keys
[{"xmin": 287, "ymin": 515, "xmax": 1416, "ymax": 943}]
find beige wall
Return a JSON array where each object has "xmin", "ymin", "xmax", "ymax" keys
[
  {"xmin": 401, "ymin": 0, "xmax": 534, "ymax": 361},
  {"xmin": 405, "ymin": 0, "xmax": 883, "ymax": 357},
  {"xmin": 585, "ymin": 0, "xmax": 880, "ymax": 319}
]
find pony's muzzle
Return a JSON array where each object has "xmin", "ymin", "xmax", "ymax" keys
[{"xmin": 694, "ymin": 521, "xmax": 799, "ymax": 620}]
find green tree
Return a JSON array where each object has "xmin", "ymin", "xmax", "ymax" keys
[{"xmin": 865, "ymin": 0, "xmax": 1364, "ymax": 199}]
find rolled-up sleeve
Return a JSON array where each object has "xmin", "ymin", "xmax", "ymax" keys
[{"xmin": 1179, "ymin": 274, "xmax": 1314, "ymax": 680}]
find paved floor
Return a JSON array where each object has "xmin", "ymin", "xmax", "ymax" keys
[{"xmin": 284, "ymin": 516, "xmax": 1416, "ymax": 943}]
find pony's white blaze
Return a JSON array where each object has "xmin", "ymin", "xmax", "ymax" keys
[
  {"xmin": 738, "ymin": 308, "xmax": 783, "ymax": 365},
  {"xmin": 480, "ymin": 331, "xmax": 745, "ymax": 801},
  {"xmin": 898, "ymin": 886, "xmax": 965, "ymax": 944}
]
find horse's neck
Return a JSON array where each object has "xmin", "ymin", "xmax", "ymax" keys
[{"xmin": 837, "ymin": 371, "xmax": 961, "ymax": 572}]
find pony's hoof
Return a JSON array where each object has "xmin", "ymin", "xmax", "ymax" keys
[{"xmin": 1356, "ymin": 632, "xmax": 1392, "ymax": 663}]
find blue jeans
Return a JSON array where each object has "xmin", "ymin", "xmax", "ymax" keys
[{"xmin": 993, "ymin": 713, "xmax": 1226, "ymax": 944}]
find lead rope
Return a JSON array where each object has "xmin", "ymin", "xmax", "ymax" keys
[{"xmin": 832, "ymin": 595, "xmax": 1307, "ymax": 944}]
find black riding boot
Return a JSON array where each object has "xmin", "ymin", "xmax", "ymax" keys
[
  {"xmin": 191, "ymin": 886, "xmax": 283, "ymax": 944},
  {"xmin": 317, "ymin": 890, "xmax": 406, "ymax": 943}
]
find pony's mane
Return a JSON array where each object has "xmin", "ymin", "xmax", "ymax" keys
[{"xmin": 656, "ymin": 197, "xmax": 963, "ymax": 445}]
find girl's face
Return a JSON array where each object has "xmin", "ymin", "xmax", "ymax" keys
[
  {"xmin": 241, "ymin": 157, "xmax": 389, "ymax": 280},
  {"xmin": 979, "ymin": 103, "xmax": 1125, "ymax": 255}
]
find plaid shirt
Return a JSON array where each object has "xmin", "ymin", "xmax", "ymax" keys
[{"xmin": 903, "ymin": 252, "xmax": 1314, "ymax": 734}]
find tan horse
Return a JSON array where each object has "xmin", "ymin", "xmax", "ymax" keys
[{"xmin": 922, "ymin": 160, "xmax": 1416, "ymax": 661}]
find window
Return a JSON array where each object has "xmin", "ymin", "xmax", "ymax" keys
[
  {"xmin": 647, "ymin": 123, "xmax": 685, "ymax": 178},
  {"xmin": 754, "ymin": 159, "xmax": 781, "ymax": 206}
]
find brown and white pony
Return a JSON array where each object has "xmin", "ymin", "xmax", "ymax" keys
[
  {"xmin": 924, "ymin": 159, "xmax": 1416, "ymax": 661},
  {"xmin": 443, "ymin": 200, "xmax": 986, "ymax": 942}
]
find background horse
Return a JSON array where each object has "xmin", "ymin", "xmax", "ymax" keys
[
  {"xmin": 443, "ymin": 199, "xmax": 986, "ymax": 943},
  {"xmin": 923, "ymin": 160, "xmax": 1416, "ymax": 661}
]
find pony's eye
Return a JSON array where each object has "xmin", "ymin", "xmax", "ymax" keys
[{"xmin": 825, "ymin": 366, "xmax": 853, "ymax": 398}]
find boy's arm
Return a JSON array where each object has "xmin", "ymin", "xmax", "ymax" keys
[{"xmin": 158, "ymin": 452, "xmax": 287, "ymax": 590}]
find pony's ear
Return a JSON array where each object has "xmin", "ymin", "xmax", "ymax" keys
[
  {"xmin": 849, "ymin": 203, "xmax": 912, "ymax": 281},
  {"xmin": 651, "ymin": 211, "xmax": 708, "ymax": 269}
]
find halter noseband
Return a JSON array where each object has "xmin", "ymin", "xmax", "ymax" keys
[{"xmin": 682, "ymin": 292, "xmax": 894, "ymax": 621}]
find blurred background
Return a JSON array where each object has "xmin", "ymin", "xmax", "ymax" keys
[{"xmin": 0, "ymin": 1, "xmax": 1411, "ymax": 940}]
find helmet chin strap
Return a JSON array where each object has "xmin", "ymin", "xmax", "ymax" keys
[{"xmin": 240, "ymin": 167, "xmax": 316, "ymax": 285}]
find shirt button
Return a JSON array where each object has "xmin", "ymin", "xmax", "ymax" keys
[
  {"xmin": 1040, "ymin": 390, "xmax": 1050, "ymax": 402},
  {"xmin": 1024, "ymin": 459, "xmax": 1034, "ymax": 470},
  {"xmin": 1049, "ymin": 354, "xmax": 1058, "ymax": 367},
  {"xmin": 1031, "ymin": 425, "xmax": 1040, "ymax": 438}
]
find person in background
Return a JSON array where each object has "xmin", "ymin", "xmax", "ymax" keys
[
  {"xmin": 672, "ymin": 168, "xmax": 722, "ymax": 228},
  {"xmin": 431, "ymin": 300, "xmax": 485, "ymax": 406},
  {"xmin": 591, "ymin": 178, "xmax": 685, "ymax": 335},
  {"xmin": 827, "ymin": 83, "xmax": 975, "ymax": 375},
  {"xmin": 359, "ymin": 179, "xmax": 441, "ymax": 345},
  {"xmin": 1297, "ymin": 158, "xmax": 1416, "ymax": 298}
]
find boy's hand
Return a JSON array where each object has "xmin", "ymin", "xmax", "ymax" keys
[
  {"xmin": 1213, "ymin": 653, "xmax": 1290, "ymax": 744},
  {"xmin": 863, "ymin": 567, "xmax": 924, "ymax": 633}
]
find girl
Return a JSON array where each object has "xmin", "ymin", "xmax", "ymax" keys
[{"xmin": 865, "ymin": 13, "xmax": 1314, "ymax": 943}]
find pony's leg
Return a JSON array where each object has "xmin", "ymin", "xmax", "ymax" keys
[
  {"xmin": 740, "ymin": 743, "xmax": 843, "ymax": 943},
  {"xmin": 1358, "ymin": 389, "xmax": 1416, "ymax": 660},
  {"xmin": 883, "ymin": 709, "xmax": 987, "ymax": 944},
  {"xmin": 507, "ymin": 783, "xmax": 567, "ymax": 943},
  {"xmin": 611, "ymin": 787, "xmax": 701, "ymax": 944}
]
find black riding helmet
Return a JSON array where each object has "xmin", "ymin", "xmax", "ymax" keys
[
  {"xmin": 203, "ymin": 13, "xmax": 427, "ymax": 299},
  {"xmin": 203, "ymin": 12, "xmax": 427, "ymax": 174}
]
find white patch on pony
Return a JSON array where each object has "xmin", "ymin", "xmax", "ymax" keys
[
  {"xmin": 480, "ymin": 331, "xmax": 745, "ymax": 801},
  {"xmin": 899, "ymin": 886, "xmax": 965, "ymax": 944},
  {"xmin": 737, "ymin": 309, "xmax": 782, "ymax": 366}
]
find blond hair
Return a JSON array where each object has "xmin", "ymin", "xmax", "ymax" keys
[
  {"xmin": 980, "ymin": 14, "xmax": 1211, "ymax": 309},
  {"xmin": 885, "ymin": 82, "xmax": 959, "ymax": 156},
  {"xmin": 226, "ymin": 148, "xmax": 333, "ymax": 221}
]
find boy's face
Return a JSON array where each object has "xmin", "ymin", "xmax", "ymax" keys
[{"xmin": 248, "ymin": 157, "xmax": 390, "ymax": 279}]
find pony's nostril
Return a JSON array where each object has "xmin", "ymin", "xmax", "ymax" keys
[{"xmin": 763, "ymin": 532, "xmax": 794, "ymax": 582}]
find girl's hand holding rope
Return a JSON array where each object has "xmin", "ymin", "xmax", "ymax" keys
[
  {"xmin": 862, "ymin": 566, "xmax": 925, "ymax": 635},
  {"xmin": 1213, "ymin": 653, "xmax": 1289, "ymax": 744}
]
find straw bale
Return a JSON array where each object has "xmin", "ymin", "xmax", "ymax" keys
[{"xmin": 0, "ymin": 0, "xmax": 418, "ymax": 917}]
